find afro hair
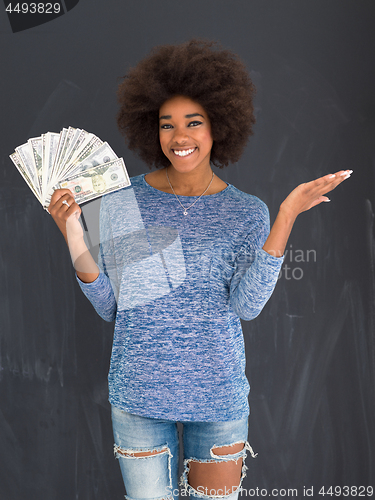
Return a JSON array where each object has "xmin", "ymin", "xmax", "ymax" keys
[{"xmin": 117, "ymin": 39, "xmax": 256, "ymax": 168}]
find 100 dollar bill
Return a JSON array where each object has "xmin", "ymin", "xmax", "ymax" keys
[{"xmin": 55, "ymin": 157, "xmax": 130, "ymax": 205}]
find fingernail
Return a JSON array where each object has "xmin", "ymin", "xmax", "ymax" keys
[
  {"xmin": 328, "ymin": 174, "xmax": 336, "ymax": 178},
  {"xmin": 324, "ymin": 199, "xmax": 331, "ymax": 202}
]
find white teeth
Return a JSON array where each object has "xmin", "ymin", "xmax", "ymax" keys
[{"xmin": 173, "ymin": 148, "xmax": 195, "ymax": 157}]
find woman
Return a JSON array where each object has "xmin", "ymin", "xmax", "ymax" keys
[{"xmin": 48, "ymin": 40, "xmax": 351, "ymax": 500}]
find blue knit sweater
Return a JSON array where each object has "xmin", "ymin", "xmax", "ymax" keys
[{"xmin": 78, "ymin": 174, "xmax": 283, "ymax": 421}]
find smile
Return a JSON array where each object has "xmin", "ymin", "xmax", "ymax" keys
[{"xmin": 172, "ymin": 147, "xmax": 196, "ymax": 157}]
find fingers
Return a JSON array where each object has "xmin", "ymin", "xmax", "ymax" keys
[
  {"xmin": 325, "ymin": 171, "xmax": 352, "ymax": 196},
  {"xmin": 48, "ymin": 189, "xmax": 81, "ymax": 236},
  {"xmin": 49, "ymin": 189, "xmax": 78, "ymax": 215},
  {"xmin": 49, "ymin": 188, "xmax": 74, "ymax": 206},
  {"xmin": 304, "ymin": 170, "xmax": 352, "ymax": 210},
  {"xmin": 51, "ymin": 195, "xmax": 76, "ymax": 218},
  {"xmin": 280, "ymin": 169, "xmax": 352, "ymax": 218},
  {"xmin": 324, "ymin": 169, "xmax": 352, "ymax": 185},
  {"xmin": 306, "ymin": 170, "xmax": 352, "ymax": 197}
]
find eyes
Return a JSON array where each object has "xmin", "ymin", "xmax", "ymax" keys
[{"xmin": 160, "ymin": 120, "xmax": 203, "ymax": 130}]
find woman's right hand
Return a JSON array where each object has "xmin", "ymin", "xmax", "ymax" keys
[{"xmin": 48, "ymin": 189, "xmax": 82, "ymax": 242}]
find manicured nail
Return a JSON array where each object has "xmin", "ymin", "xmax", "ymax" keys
[
  {"xmin": 328, "ymin": 174, "xmax": 336, "ymax": 178},
  {"xmin": 324, "ymin": 198, "xmax": 331, "ymax": 202}
]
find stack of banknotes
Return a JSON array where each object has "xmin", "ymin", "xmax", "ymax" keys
[{"xmin": 9, "ymin": 126, "xmax": 131, "ymax": 208}]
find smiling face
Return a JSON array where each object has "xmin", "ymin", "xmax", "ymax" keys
[{"xmin": 159, "ymin": 95, "xmax": 213, "ymax": 174}]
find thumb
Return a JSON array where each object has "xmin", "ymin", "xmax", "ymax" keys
[{"xmin": 306, "ymin": 196, "xmax": 331, "ymax": 211}]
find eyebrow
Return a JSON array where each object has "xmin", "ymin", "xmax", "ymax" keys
[{"xmin": 159, "ymin": 113, "xmax": 204, "ymax": 120}]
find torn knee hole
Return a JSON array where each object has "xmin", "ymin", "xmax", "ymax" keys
[
  {"xmin": 184, "ymin": 442, "xmax": 246, "ymax": 492},
  {"xmin": 114, "ymin": 444, "xmax": 169, "ymax": 458},
  {"xmin": 181, "ymin": 441, "xmax": 257, "ymax": 496},
  {"xmin": 186, "ymin": 458, "xmax": 243, "ymax": 494}
]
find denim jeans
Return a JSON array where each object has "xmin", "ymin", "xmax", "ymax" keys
[{"xmin": 111, "ymin": 406, "xmax": 256, "ymax": 500}]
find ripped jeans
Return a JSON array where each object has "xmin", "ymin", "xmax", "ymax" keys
[{"xmin": 111, "ymin": 406, "xmax": 256, "ymax": 500}]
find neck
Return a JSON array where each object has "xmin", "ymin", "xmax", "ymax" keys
[{"xmin": 166, "ymin": 165, "xmax": 214, "ymax": 196}]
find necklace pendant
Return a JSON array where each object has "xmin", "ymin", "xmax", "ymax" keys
[{"xmin": 166, "ymin": 168, "xmax": 215, "ymax": 218}]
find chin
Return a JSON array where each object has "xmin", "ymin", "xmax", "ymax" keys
[{"xmin": 170, "ymin": 159, "xmax": 211, "ymax": 175}]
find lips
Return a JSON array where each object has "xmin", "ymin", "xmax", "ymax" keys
[{"xmin": 172, "ymin": 147, "xmax": 197, "ymax": 157}]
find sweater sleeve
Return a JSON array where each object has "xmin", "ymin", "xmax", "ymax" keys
[
  {"xmin": 76, "ymin": 197, "xmax": 117, "ymax": 322},
  {"xmin": 229, "ymin": 202, "xmax": 283, "ymax": 321}
]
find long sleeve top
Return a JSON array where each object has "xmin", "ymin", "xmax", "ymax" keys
[{"xmin": 77, "ymin": 174, "xmax": 283, "ymax": 421}]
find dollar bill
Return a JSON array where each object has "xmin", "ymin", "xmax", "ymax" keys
[
  {"xmin": 29, "ymin": 136, "xmax": 44, "ymax": 193},
  {"xmin": 61, "ymin": 130, "xmax": 94, "ymax": 172},
  {"xmin": 55, "ymin": 158, "xmax": 130, "ymax": 205},
  {"xmin": 67, "ymin": 142, "xmax": 118, "ymax": 178},
  {"xmin": 50, "ymin": 127, "xmax": 68, "ymax": 183},
  {"xmin": 42, "ymin": 132, "xmax": 60, "ymax": 201},
  {"xmin": 66, "ymin": 135, "xmax": 104, "ymax": 171},
  {"xmin": 54, "ymin": 126, "xmax": 77, "ymax": 178},
  {"xmin": 15, "ymin": 142, "xmax": 40, "ymax": 196},
  {"xmin": 42, "ymin": 133, "xmax": 47, "ymax": 173},
  {"xmin": 10, "ymin": 127, "xmax": 129, "ymax": 209},
  {"xmin": 10, "ymin": 151, "xmax": 42, "ymax": 203}
]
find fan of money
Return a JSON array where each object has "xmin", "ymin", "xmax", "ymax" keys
[{"xmin": 9, "ymin": 126, "xmax": 131, "ymax": 209}]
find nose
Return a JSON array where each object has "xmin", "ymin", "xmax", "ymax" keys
[{"xmin": 172, "ymin": 126, "xmax": 189, "ymax": 144}]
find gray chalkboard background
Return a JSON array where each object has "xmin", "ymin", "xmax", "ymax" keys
[{"xmin": 1, "ymin": 1, "xmax": 374, "ymax": 498}]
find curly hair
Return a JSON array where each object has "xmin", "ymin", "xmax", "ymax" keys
[{"xmin": 117, "ymin": 39, "xmax": 256, "ymax": 168}]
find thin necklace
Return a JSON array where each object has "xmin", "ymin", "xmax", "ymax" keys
[{"xmin": 166, "ymin": 168, "xmax": 215, "ymax": 216}]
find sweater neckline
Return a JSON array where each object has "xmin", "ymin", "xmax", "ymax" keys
[{"xmin": 141, "ymin": 173, "xmax": 231, "ymax": 199}]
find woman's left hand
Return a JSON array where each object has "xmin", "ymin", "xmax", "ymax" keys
[
  {"xmin": 279, "ymin": 169, "xmax": 352, "ymax": 221},
  {"xmin": 262, "ymin": 169, "xmax": 352, "ymax": 258}
]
